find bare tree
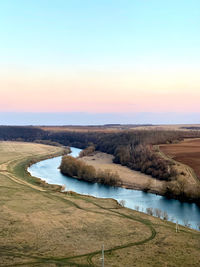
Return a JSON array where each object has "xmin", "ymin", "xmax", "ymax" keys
[
  {"xmin": 134, "ymin": 205, "xmax": 140, "ymax": 211},
  {"xmin": 162, "ymin": 211, "xmax": 169, "ymax": 220},
  {"xmin": 146, "ymin": 207, "xmax": 153, "ymax": 216},
  {"xmin": 155, "ymin": 208, "xmax": 162, "ymax": 218},
  {"xmin": 119, "ymin": 200, "xmax": 126, "ymax": 207}
]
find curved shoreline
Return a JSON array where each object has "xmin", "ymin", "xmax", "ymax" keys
[
  {"xmin": 19, "ymin": 144, "xmax": 199, "ymax": 205},
  {"xmin": 79, "ymin": 152, "xmax": 200, "ymax": 204},
  {"xmin": 26, "ymin": 152, "xmax": 199, "ymax": 205},
  {"xmin": 28, "ymin": 152, "xmax": 200, "ymax": 230},
  {"xmin": 20, "ymin": 148, "xmax": 67, "ymax": 192},
  {"xmin": 60, "ymin": 169, "xmax": 200, "ymax": 204}
]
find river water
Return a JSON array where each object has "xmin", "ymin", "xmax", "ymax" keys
[{"xmin": 28, "ymin": 147, "xmax": 200, "ymax": 230}]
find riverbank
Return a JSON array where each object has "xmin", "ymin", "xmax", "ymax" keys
[
  {"xmin": 80, "ymin": 152, "xmax": 167, "ymax": 194},
  {"xmin": 1, "ymin": 141, "xmax": 200, "ymax": 266},
  {"xmin": 14, "ymin": 144, "xmax": 67, "ymax": 192},
  {"xmin": 158, "ymin": 139, "xmax": 200, "ymax": 203},
  {"xmin": 80, "ymin": 150, "xmax": 200, "ymax": 204},
  {"xmin": 29, "ymin": 154, "xmax": 200, "ymax": 229}
]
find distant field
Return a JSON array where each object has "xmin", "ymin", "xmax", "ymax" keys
[
  {"xmin": 0, "ymin": 142, "xmax": 200, "ymax": 266},
  {"xmin": 39, "ymin": 124, "xmax": 200, "ymax": 133},
  {"xmin": 160, "ymin": 138, "xmax": 200, "ymax": 180},
  {"xmin": 39, "ymin": 125, "xmax": 122, "ymax": 132}
]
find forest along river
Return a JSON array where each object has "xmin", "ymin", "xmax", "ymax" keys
[{"xmin": 28, "ymin": 147, "xmax": 200, "ymax": 230}]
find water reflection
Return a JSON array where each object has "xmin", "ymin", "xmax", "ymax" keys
[{"xmin": 28, "ymin": 147, "xmax": 200, "ymax": 230}]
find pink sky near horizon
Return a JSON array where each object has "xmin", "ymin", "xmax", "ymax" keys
[
  {"xmin": 1, "ymin": 67, "xmax": 200, "ymax": 113},
  {"xmin": 1, "ymin": 0, "xmax": 200, "ymax": 117}
]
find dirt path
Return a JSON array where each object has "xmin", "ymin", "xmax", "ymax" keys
[
  {"xmin": 0, "ymin": 142, "xmax": 157, "ymax": 266},
  {"xmin": 0, "ymin": 192, "xmax": 157, "ymax": 267},
  {"xmin": 0, "ymin": 156, "xmax": 46, "ymax": 191},
  {"xmin": 1, "ymin": 142, "xmax": 199, "ymax": 267},
  {"xmin": 2, "ymin": 172, "xmax": 46, "ymax": 192}
]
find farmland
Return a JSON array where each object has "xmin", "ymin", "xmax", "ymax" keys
[
  {"xmin": 39, "ymin": 124, "xmax": 200, "ymax": 132},
  {"xmin": 160, "ymin": 138, "xmax": 200, "ymax": 180}
]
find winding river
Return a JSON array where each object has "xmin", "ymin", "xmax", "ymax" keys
[{"xmin": 28, "ymin": 147, "xmax": 200, "ymax": 230}]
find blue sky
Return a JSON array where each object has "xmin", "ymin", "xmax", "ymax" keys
[
  {"xmin": 1, "ymin": 0, "xmax": 200, "ymax": 68},
  {"xmin": 0, "ymin": 1, "xmax": 200, "ymax": 124}
]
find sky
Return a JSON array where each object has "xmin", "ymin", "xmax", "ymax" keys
[{"xmin": 0, "ymin": 0, "xmax": 200, "ymax": 124}]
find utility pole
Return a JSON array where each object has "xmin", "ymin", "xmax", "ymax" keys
[
  {"xmin": 176, "ymin": 221, "xmax": 179, "ymax": 233},
  {"xmin": 101, "ymin": 244, "xmax": 104, "ymax": 267}
]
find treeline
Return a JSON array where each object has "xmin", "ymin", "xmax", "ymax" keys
[
  {"xmin": 48, "ymin": 130, "xmax": 184, "ymax": 181},
  {"xmin": 162, "ymin": 177, "xmax": 200, "ymax": 203},
  {"xmin": 91, "ymin": 131, "xmax": 194, "ymax": 181},
  {"xmin": 60, "ymin": 155, "xmax": 121, "ymax": 186},
  {"xmin": 79, "ymin": 145, "xmax": 95, "ymax": 157},
  {"xmin": 0, "ymin": 126, "xmax": 44, "ymax": 141},
  {"xmin": 1, "ymin": 126, "xmax": 200, "ymax": 182},
  {"xmin": 181, "ymin": 127, "xmax": 200, "ymax": 130},
  {"xmin": 34, "ymin": 139, "xmax": 63, "ymax": 147},
  {"xmin": 113, "ymin": 144, "xmax": 176, "ymax": 180},
  {"xmin": 1, "ymin": 126, "xmax": 199, "ymax": 148},
  {"xmin": 56, "ymin": 130, "xmax": 181, "ymax": 181}
]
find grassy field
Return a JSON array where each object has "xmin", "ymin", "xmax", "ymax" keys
[{"xmin": 0, "ymin": 142, "xmax": 200, "ymax": 266}]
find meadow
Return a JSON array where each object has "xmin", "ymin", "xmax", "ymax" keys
[{"xmin": 0, "ymin": 141, "xmax": 200, "ymax": 266}]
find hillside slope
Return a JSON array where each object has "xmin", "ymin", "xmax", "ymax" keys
[{"xmin": 0, "ymin": 142, "xmax": 199, "ymax": 266}]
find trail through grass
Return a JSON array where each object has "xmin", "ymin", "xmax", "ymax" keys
[{"xmin": 0, "ymin": 142, "xmax": 200, "ymax": 267}]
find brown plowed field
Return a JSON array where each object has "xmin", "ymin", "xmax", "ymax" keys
[{"xmin": 160, "ymin": 138, "xmax": 200, "ymax": 180}]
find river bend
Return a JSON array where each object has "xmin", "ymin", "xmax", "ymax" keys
[{"xmin": 28, "ymin": 147, "xmax": 200, "ymax": 230}]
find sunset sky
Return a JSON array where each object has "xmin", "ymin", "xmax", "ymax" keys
[{"xmin": 0, "ymin": 0, "xmax": 200, "ymax": 124}]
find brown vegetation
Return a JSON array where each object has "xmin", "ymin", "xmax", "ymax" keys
[
  {"xmin": 39, "ymin": 124, "xmax": 200, "ymax": 132},
  {"xmin": 80, "ymin": 151, "xmax": 165, "ymax": 193},
  {"xmin": 113, "ymin": 144, "xmax": 177, "ymax": 181},
  {"xmin": 1, "ymin": 142, "xmax": 200, "ymax": 266},
  {"xmin": 159, "ymin": 139, "xmax": 200, "ymax": 202},
  {"xmin": 60, "ymin": 155, "xmax": 121, "ymax": 186},
  {"xmin": 160, "ymin": 138, "xmax": 200, "ymax": 180},
  {"xmin": 79, "ymin": 145, "xmax": 95, "ymax": 157},
  {"xmin": 1, "ymin": 126, "xmax": 200, "ymax": 201},
  {"xmin": 54, "ymin": 129, "xmax": 200, "ymax": 187}
]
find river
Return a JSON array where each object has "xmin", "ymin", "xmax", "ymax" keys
[{"xmin": 28, "ymin": 147, "xmax": 200, "ymax": 230}]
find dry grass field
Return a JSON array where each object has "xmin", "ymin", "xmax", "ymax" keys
[
  {"xmin": 39, "ymin": 124, "xmax": 200, "ymax": 133},
  {"xmin": 0, "ymin": 141, "xmax": 200, "ymax": 266}
]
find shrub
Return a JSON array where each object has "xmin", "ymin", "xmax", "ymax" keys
[
  {"xmin": 119, "ymin": 200, "xmax": 126, "ymax": 207},
  {"xmin": 60, "ymin": 156, "xmax": 121, "ymax": 186},
  {"xmin": 155, "ymin": 208, "xmax": 162, "ymax": 218},
  {"xmin": 146, "ymin": 207, "xmax": 153, "ymax": 216},
  {"xmin": 162, "ymin": 211, "xmax": 169, "ymax": 220},
  {"xmin": 79, "ymin": 145, "xmax": 95, "ymax": 157}
]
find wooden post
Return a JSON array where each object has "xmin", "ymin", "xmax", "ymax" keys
[{"xmin": 102, "ymin": 244, "xmax": 104, "ymax": 267}]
